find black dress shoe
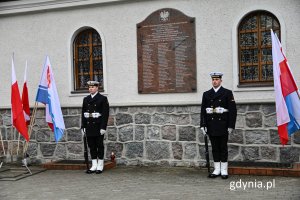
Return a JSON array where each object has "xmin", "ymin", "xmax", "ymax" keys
[
  {"xmin": 208, "ymin": 173, "xmax": 220, "ymax": 178},
  {"xmin": 221, "ymin": 175, "xmax": 228, "ymax": 179},
  {"xmin": 86, "ymin": 169, "xmax": 96, "ymax": 174},
  {"xmin": 95, "ymin": 170, "xmax": 102, "ymax": 174}
]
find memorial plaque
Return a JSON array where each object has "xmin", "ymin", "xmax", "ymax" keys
[{"xmin": 137, "ymin": 8, "xmax": 196, "ymax": 94}]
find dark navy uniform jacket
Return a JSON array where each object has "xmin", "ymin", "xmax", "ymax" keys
[
  {"xmin": 200, "ymin": 86, "xmax": 237, "ymax": 136},
  {"xmin": 81, "ymin": 93, "xmax": 109, "ymax": 137}
]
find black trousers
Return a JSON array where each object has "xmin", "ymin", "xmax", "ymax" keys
[
  {"xmin": 209, "ymin": 134, "xmax": 228, "ymax": 162},
  {"xmin": 87, "ymin": 135, "xmax": 104, "ymax": 160}
]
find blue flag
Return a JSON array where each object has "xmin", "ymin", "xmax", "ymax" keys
[{"xmin": 36, "ymin": 56, "xmax": 65, "ymax": 142}]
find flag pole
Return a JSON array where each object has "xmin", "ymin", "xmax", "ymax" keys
[
  {"xmin": 23, "ymin": 101, "xmax": 38, "ymax": 156},
  {"xmin": 10, "ymin": 128, "xmax": 16, "ymax": 162},
  {"xmin": 17, "ymin": 133, "xmax": 20, "ymax": 156},
  {"xmin": 0, "ymin": 128, "xmax": 5, "ymax": 156}
]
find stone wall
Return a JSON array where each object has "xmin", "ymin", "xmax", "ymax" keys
[{"xmin": 0, "ymin": 103, "xmax": 300, "ymax": 166}]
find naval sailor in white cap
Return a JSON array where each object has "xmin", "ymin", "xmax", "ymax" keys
[
  {"xmin": 81, "ymin": 80, "xmax": 109, "ymax": 174},
  {"xmin": 200, "ymin": 72, "xmax": 237, "ymax": 179}
]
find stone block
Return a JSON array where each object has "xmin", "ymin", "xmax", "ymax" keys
[
  {"xmin": 62, "ymin": 108, "xmax": 68, "ymax": 115},
  {"xmin": 228, "ymin": 145, "xmax": 240, "ymax": 160},
  {"xmin": 35, "ymin": 109, "xmax": 45, "ymax": 118},
  {"xmin": 109, "ymin": 107, "xmax": 117, "ymax": 115},
  {"xmin": 36, "ymin": 129, "xmax": 51, "ymax": 142},
  {"xmin": 107, "ymin": 127, "xmax": 117, "ymax": 141},
  {"xmin": 135, "ymin": 113, "xmax": 151, "ymax": 124},
  {"xmin": 34, "ymin": 118, "xmax": 50, "ymax": 128},
  {"xmin": 190, "ymin": 114, "xmax": 200, "ymax": 125},
  {"xmin": 169, "ymin": 114, "xmax": 190, "ymax": 125},
  {"xmin": 56, "ymin": 144, "xmax": 67, "ymax": 159},
  {"xmin": 161, "ymin": 125, "xmax": 176, "ymax": 141},
  {"xmin": 262, "ymin": 104, "xmax": 276, "ymax": 115},
  {"xmin": 152, "ymin": 113, "xmax": 171, "ymax": 125},
  {"xmin": 261, "ymin": 146, "xmax": 277, "ymax": 161},
  {"xmin": 116, "ymin": 113, "xmax": 133, "ymax": 126},
  {"xmin": 172, "ymin": 142, "xmax": 183, "ymax": 160},
  {"xmin": 190, "ymin": 106, "xmax": 201, "ymax": 113},
  {"xmin": 146, "ymin": 141, "xmax": 170, "ymax": 160},
  {"xmin": 40, "ymin": 143, "xmax": 56, "ymax": 157},
  {"xmin": 64, "ymin": 115, "xmax": 81, "ymax": 128},
  {"xmin": 245, "ymin": 130, "xmax": 269, "ymax": 144},
  {"xmin": 280, "ymin": 147, "xmax": 300, "ymax": 163},
  {"xmin": 235, "ymin": 114, "xmax": 245, "ymax": 128},
  {"xmin": 107, "ymin": 116, "xmax": 115, "ymax": 126},
  {"xmin": 246, "ymin": 112, "xmax": 262, "ymax": 128},
  {"xmin": 236, "ymin": 104, "xmax": 247, "ymax": 113},
  {"xmin": 198, "ymin": 128, "xmax": 205, "ymax": 143},
  {"xmin": 1, "ymin": 127, "xmax": 8, "ymax": 140},
  {"xmin": 125, "ymin": 142, "xmax": 143, "ymax": 159},
  {"xmin": 27, "ymin": 142, "xmax": 38, "ymax": 157},
  {"xmin": 183, "ymin": 143, "xmax": 197, "ymax": 160},
  {"xmin": 106, "ymin": 142, "xmax": 123, "ymax": 158},
  {"xmin": 118, "ymin": 125, "xmax": 133, "ymax": 142},
  {"xmin": 0, "ymin": 141, "xmax": 8, "ymax": 156},
  {"xmin": 135, "ymin": 125, "xmax": 145, "ymax": 141},
  {"xmin": 67, "ymin": 129, "xmax": 82, "ymax": 141},
  {"xmin": 178, "ymin": 126, "xmax": 196, "ymax": 141},
  {"xmin": 68, "ymin": 108, "xmax": 80, "ymax": 115},
  {"xmin": 241, "ymin": 146, "xmax": 260, "ymax": 161},
  {"xmin": 293, "ymin": 131, "xmax": 300, "ymax": 144},
  {"xmin": 264, "ymin": 114, "xmax": 276, "ymax": 127},
  {"xmin": 67, "ymin": 143, "xmax": 82, "ymax": 154},
  {"xmin": 146, "ymin": 125, "xmax": 160, "ymax": 140},
  {"xmin": 228, "ymin": 129, "xmax": 244, "ymax": 144},
  {"xmin": 2, "ymin": 115, "xmax": 11, "ymax": 126}
]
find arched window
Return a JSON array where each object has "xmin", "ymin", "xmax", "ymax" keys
[
  {"xmin": 238, "ymin": 11, "xmax": 280, "ymax": 86},
  {"xmin": 73, "ymin": 28, "xmax": 103, "ymax": 91}
]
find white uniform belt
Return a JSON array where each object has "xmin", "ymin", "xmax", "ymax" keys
[
  {"xmin": 215, "ymin": 108, "xmax": 229, "ymax": 112},
  {"xmin": 206, "ymin": 107, "xmax": 229, "ymax": 114},
  {"xmin": 84, "ymin": 112, "xmax": 102, "ymax": 118}
]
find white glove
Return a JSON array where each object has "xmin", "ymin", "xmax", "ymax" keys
[
  {"xmin": 200, "ymin": 127, "xmax": 207, "ymax": 135},
  {"xmin": 92, "ymin": 112, "xmax": 101, "ymax": 118},
  {"xmin": 206, "ymin": 108, "xmax": 213, "ymax": 114},
  {"xmin": 84, "ymin": 112, "xmax": 89, "ymax": 118},
  {"xmin": 81, "ymin": 128, "xmax": 86, "ymax": 137},
  {"xmin": 228, "ymin": 128, "xmax": 233, "ymax": 134},
  {"xmin": 100, "ymin": 129, "xmax": 106, "ymax": 135},
  {"xmin": 215, "ymin": 107, "xmax": 224, "ymax": 114}
]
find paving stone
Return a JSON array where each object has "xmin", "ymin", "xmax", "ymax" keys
[{"xmin": 1, "ymin": 166, "xmax": 299, "ymax": 200}]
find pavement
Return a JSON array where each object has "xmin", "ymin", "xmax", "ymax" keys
[{"xmin": 0, "ymin": 166, "xmax": 300, "ymax": 200}]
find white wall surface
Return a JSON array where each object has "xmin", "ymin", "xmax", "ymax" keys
[{"xmin": 0, "ymin": 0, "xmax": 299, "ymax": 108}]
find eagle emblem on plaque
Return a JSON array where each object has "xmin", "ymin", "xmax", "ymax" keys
[{"xmin": 159, "ymin": 10, "xmax": 169, "ymax": 22}]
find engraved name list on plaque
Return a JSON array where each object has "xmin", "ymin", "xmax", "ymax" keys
[{"xmin": 137, "ymin": 8, "xmax": 196, "ymax": 94}]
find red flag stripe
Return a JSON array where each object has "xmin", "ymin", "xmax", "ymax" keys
[
  {"xmin": 279, "ymin": 60, "xmax": 298, "ymax": 97},
  {"xmin": 278, "ymin": 123, "xmax": 289, "ymax": 145},
  {"xmin": 12, "ymin": 82, "xmax": 29, "ymax": 141},
  {"xmin": 22, "ymin": 82, "xmax": 30, "ymax": 125}
]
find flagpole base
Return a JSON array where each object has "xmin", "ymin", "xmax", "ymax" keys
[{"xmin": 22, "ymin": 158, "xmax": 32, "ymax": 175}]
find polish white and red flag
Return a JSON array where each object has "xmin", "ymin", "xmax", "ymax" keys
[
  {"xmin": 271, "ymin": 29, "xmax": 300, "ymax": 145},
  {"xmin": 11, "ymin": 57, "xmax": 29, "ymax": 141},
  {"xmin": 22, "ymin": 61, "xmax": 30, "ymax": 125}
]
